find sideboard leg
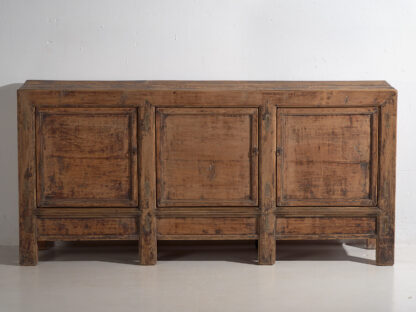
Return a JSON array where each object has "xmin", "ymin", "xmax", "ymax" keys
[
  {"xmin": 139, "ymin": 213, "xmax": 157, "ymax": 265},
  {"xmin": 376, "ymin": 215, "xmax": 394, "ymax": 266},
  {"xmin": 18, "ymin": 91, "xmax": 38, "ymax": 266},
  {"xmin": 376, "ymin": 237, "xmax": 394, "ymax": 266},
  {"xmin": 19, "ymin": 228, "xmax": 38, "ymax": 266},
  {"xmin": 258, "ymin": 103, "xmax": 276, "ymax": 265},
  {"xmin": 376, "ymin": 93, "xmax": 396, "ymax": 266},
  {"xmin": 139, "ymin": 102, "xmax": 157, "ymax": 265},
  {"xmin": 258, "ymin": 215, "xmax": 276, "ymax": 265}
]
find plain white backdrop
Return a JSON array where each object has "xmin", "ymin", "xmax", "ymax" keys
[{"xmin": 0, "ymin": 0, "xmax": 415, "ymax": 246}]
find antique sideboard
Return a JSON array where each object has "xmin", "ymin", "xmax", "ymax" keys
[{"xmin": 18, "ymin": 80, "xmax": 397, "ymax": 265}]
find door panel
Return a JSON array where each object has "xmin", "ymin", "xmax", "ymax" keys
[
  {"xmin": 277, "ymin": 107, "xmax": 378, "ymax": 206},
  {"xmin": 156, "ymin": 108, "xmax": 258, "ymax": 207},
  {"xmin": 36, "ymin": 108, "xmax": 138, "ymax": 207}
]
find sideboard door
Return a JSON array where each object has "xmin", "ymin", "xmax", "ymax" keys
[
  {"xmin": 156, "ymin": 108, "xmax": 258, "ymax": 207},
  {"xmin": 276, "ymin": 107, "xmax": 378, "ymax": 206},
  {"xmin": 36, "ymin": 108, "xmax": 138, "ymax": 207}
]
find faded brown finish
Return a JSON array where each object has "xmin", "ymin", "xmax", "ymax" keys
[
  {"xmin": 37, "ymin": 217, "xmax": 138, "ymax": 238},
  {"xmin": 267, "ymin": 90, "xmax": 396, "ymax": 107},
  {"xmin": 36, "ymin": 108, "xmax": 138, "ymax": 207},
  {"xmin": 277, "ymin": 108, "xmax": 378, "ymax": 206},
  {"xmin": 156, "ymin": 108, "xmax": 258, "ymax": 207},
  {"xmin": 18, "ymin": 91, "xmax": 38, "ymax": 265},
  {"xmin": 158, "ymin": 235, "xmax": 259, "ymax": 240},
  {"xmin": 276, "ymin": 217, "xmax": 376, "ymax": 236},
  {"xmin": 258, "ymin": 102, "xmax": 276, "ymax": 264},
  {"xmin": 157, "ymin": 217, "xmax": 257, "ymax": 236},
  {"xmin": 21, "ymin": 80, "xmax": 394, "ymax": 91},
  {"xmin": 377, "ymin": 93, "xmax": 397, "ymax": 265},
  {"xmin": 35, "ymin": 207, "xmax": 140, "ymax": 217},
  {"xmin": 139, "ymin": 102, "xmax": 157, "ymax": 265},
  {"xmin": 21, "ymin": 81, "xmax": 395, "ymax": 110},
  {"xmin": 277, "ymin": 234, "xmax": 376, "ymax": 240},
  {"xmin": 276, "ymin": 206, "xmax": 380, "ymax": 217},
  {"xmin": 18, "ymin": 80, "xmax": 396, "ymax": 266}
]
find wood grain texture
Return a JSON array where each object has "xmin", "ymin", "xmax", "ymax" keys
[
  {"xmin": 277, "ymin": 108, "xmax": 378, "ymax": 206},
  {"xmin": 18, "ymin": 90, "xmax": 38, "ymax": 265},
  {"xmin": 21, "ymin": 81, "xmax": 395, "ymax": 111},
  {"xmin": 37, "ymin": 217, "xmax": 138, "ymax": 238},
  {"xmin": 17, "ymin": 80, "xmax": 396, "ymax": 266},
  {"xmin": 267, "ymin": 90, "xmax": 396, "ymax": 107},
  {"xmin": 277, "ymin": 234, "xmax": 376, "ymax": 240},
  {"xmin": 157, "ymin": 217, "xmax": 257, "ymax": 236},
  {"xmin": 35, "ymin": 208, "xmax": 140, "ymax": 218},
  {"xmin": 156, "ymin": 108, "xmax": 258, "ymax": 207},
  {"xmin": 276, "ymin": 217, "xmax": 376, "ymax": 236},
  {"xmin": 275, "ymin": 206, "xmax": 380, "ymax": 217},
  {"xmin": 157, "ymin": 207, "xmax": 259, "ymax": 217},
  {"xmin": 21, "ymin": 80, "xmax": 395, "ymax": 91},
  {"xmin": 376, "ymin": 93, "xmax": 397, "ymax": 265},
  {"xmin": 158, "ymin": 234, "xmax": 259, "ymax": 240},
  {"xmin": 258, "ymin": 102, "xmax": 276, "ymax": 264},
  {"xmin": 36, "ymin": 108, "xmax": 138, "ymax": 207},
  {"xmin": 139, "ymin": 102, "xmax": 157, "ymax": 265}
]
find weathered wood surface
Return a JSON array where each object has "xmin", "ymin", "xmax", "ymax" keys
[
  {"xmin": 36, "ymin": 108, "xmax": 138, "ymax": 207},
  {"xmin": 139, "ymin": 102, "xmax": 157, "ymax": 265},
  {"xmin": 258, "ymin": 103, "xmax": 276, "ymax": 264},
  {"xmin": 18, "ymin": 91, "xmax": 38, "ymax": 265},
  {"xmin": 156, "ymin": 108, "xmax": 258, "ymax": 207},
  {"xmin": 157, "ymin": 217, "xmax": 257, "ymax": 236},
  {"xmin": 18, "ymin": 80, "xmax": 396, "ymax": 266},
  {"xmin": 36, "ymin": 207, "xmax": 140, "ymax": 217},
  {"xmin": 37, "ymin": 217, "xmax": 138, "ymax": 238},
  {"xmin": 376, "ymin": 93, "xmax": 397, "ymax": 265},
  {"xmin": 276, "ymin": 217, "xmax": 376, "ymax": 236},
  {"xmin": 20, "ymin": 81, "xmax": 396, "ymax": 109},
  {"xmin": 276, "ymin": 206, "xmax": 380, "ymax": 217},
  {"xmin": 20, "ymin": 80, "xmax": 395, "ymax": 91},
  {"xmin": 158, "ymin": 235, "xmax": 259, "ymax": 240},
  {"xmin": 277, "ymin": 107, "xmax": 378, "ymax": 206}
]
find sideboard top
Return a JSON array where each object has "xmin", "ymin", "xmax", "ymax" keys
[{"xmin": 20, "ymin": 80, "xmax": 395, "ymax": 92}]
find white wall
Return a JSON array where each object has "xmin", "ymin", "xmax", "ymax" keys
[{"xmin": 1, "ymin": 0, "xmax": 415, "ymax": 246}]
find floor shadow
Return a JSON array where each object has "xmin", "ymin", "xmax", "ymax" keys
[
  {"xmin": 276, "ymin": 240, "xmax": 376, "ymax": 265},
  {"xmin": 157, "ymin": 241, "xmax": 258, "ymax": 264},
  {"xmin": 38, "ymin": 241, "xmax": 140, "ymax": 265},
  {"xmin": 1, "ymin": 240, "xmax": 375, "ymax": 266},
  {"xmin": 38, "ymin": 241, "xmax": 257, "ymax": 265}
]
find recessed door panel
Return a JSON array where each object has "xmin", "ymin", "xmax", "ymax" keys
[
  {"xmin": 156, "ymin": 108, "xmax": 258, "ymax": 207},
  {"xmin": 36, "ymin": 108, "xmax": 138, "ymax": 207},
  {"xmin": 277, "ymin": 107, "xmax": 378, "ymax": 206}
]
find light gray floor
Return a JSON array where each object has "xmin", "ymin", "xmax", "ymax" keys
[{"xmin": 0, "ymin": 241, "xmax": 415, "ymax": 312}]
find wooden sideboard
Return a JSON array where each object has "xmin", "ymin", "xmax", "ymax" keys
[{"xmin": 18, "ymin": 80, "xmax": 397, "ymax": 266}]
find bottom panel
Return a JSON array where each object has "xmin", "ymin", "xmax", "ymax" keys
[
  {"xmin": 276, "ymin": 217, "xmax": 376, "ymax": 239},
  {"xmin": 37, "ymin": 217, "xmax": 139, "ymax": 240},
  {"xmin": 157, "ymin": 217, "xmax": 258, "ymax": 239}
]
